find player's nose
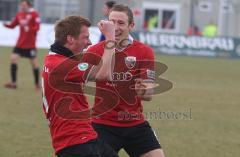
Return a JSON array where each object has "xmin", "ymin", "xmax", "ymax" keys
[{"xmin": 112, "ymin": 22, "xmax": 119, "ymax": 30}]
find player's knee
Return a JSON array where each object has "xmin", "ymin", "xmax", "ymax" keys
[{"xmin": 10, "ymin": 54, "xmax": 19, "ymax": 63}]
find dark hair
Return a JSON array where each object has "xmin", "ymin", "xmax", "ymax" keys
[
  {"xmin": 110, "ymin": 4, "xmax": 134, "ymax": 24},
  {"xmin": 54, "ymin": 16, "xmax": 91, "ymax": 45},
  {"xmin": 20, "ymin": 0, "xmax": 32, "ymax": 6},
  {"xmin": 105, "ymin": 1, "xmax": 116, "ymax": 9}
]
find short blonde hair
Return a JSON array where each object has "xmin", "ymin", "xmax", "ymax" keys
[{"xmin": 110, "ymin": 4, "xmax": 134, "ymax": 24}]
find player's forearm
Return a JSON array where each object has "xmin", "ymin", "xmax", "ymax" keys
[
  {"xmin": 31, "ymin": 22, "xmax": 40, "ymax": 32},
  {"xmin": 30, "ymin": 25, "xmax": 40, "ymax": 32},
  {"xmin": 4, "ymin": 17, "xmax": 18, "ymax": 28},
  {"xmin": 4, "ymin": 23, "xmax": 16, "ymax": 28},
  {"xmin": 93, "ymin": 20, "xmax": 115, "ymax": 81},
  {"xmin": 95, "ymin": 40, "xmax": 115, "ymax": 80}
]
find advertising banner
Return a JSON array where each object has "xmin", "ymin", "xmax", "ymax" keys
[{"xmin": 131, "ymin": 31, "xmax": 240, "ymax": 58}]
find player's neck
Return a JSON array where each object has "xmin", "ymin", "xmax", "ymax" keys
[
  {"xmin": 22, "ymin": 8, "xmax": 31, "ymax": 13},
  {"xmin": 115, "ymin": 35, "xmax": 133, "ymax": 51}
]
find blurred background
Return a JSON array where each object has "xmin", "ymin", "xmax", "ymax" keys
[
  {"xmin": 0, "ymin": 0, "xmax": 239, "ymax": 36},
  {"xmin": 1, "ymin": 0, "xmax": 240, "ymax": 58}
]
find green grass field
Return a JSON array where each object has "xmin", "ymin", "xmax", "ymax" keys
[{"xmin": 0, "ymin": 46, "xmax": 239, "ymax": 157}]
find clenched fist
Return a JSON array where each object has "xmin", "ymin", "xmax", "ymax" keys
[{"xmin": 98, "ymin": 20, "xmax": 115, "ymax": 40}]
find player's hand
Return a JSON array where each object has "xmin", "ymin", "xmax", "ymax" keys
[
  {"xmin": 3, "ymin": 22, "xmax": 8, "ymax": 27},
  {"xmin": 24, "ymin": 26, "xmax": 29, "ymax": 32},
  {"xmin": 135, "ymin": 78, "xmax": 147, "ymax": 96},
  {"xmin": 97, "ymin": 20, "xmax": 115, "ymax": 40}
]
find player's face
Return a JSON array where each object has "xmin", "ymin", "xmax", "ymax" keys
[
  {"xmin": 109, "ymin": 11, "xmax": 134, "ymax": 43},
  {"xmin": 72, "ymin": 26, "xmax": 92, "ymax": 54},
  {"xmin": 19, "ymin": 1, "xmax": 30, "ymax": 12}
]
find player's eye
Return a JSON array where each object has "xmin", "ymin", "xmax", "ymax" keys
[{"xmin": 118, "ymin": 21, "xmax": 125, "ymax": 25}]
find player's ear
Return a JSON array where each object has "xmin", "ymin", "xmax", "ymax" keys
[
  {"xmin": 66, "ymin": 35, "xmax": 74, "ymax": 44},
  {"xmin": 129, "ymin": 22, "xmax": 135, "ymax": 31}
]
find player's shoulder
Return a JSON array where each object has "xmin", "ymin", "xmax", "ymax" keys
[
  {"xmin": 132, "ymin": 40, "xmax": 154, "ymax": 57},
  {"xmin": 87, "ymin": 41, "xmax": 105, "ymax": 51},
  {"xmin": 44, "ymin": 52, "xmax": 66, "ymax": 67},
  {"xmin": 29, "ymin": 8, "xmax": 39, "ymax": 16},
  {"xmin": 87, "ymin": 41, "xmax": 105, "ymax": 56}
]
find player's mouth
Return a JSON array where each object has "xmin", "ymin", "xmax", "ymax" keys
[
  {"xmin": 115, "ymin": 30, "xmax": 122, "ymax": 37},
  {"xmin": 115, "ymin": 33, "xmax": 121, "ymax": 37}
]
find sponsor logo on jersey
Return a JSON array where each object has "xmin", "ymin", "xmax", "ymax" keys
[
  {"xmin": 125, "ymin": 56, "xmax": 136, "ymax": 69},
  {"xmin": 78, "ymin": 63, "xmax": 89, "ymax": 71}
]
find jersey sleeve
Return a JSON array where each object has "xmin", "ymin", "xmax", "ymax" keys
[
  {"xmin": 138, "ymin": 47, "xmax": 155, "ymax": 81},
  {"xmin": 30, "ymin": 12, "xmax": 40, "ymax": 32}
]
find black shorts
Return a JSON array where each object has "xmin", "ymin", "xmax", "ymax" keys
[
  {"xmin": 56, "ymin": 139, "xmax": 119, "ymax": 157},
  {"xmin": 92, "ymin": 121, "xmax": 161, "ymax": 157},
  {"xmin": 13, "ymin": 47, "xmax": 37, "ymax": 59}
]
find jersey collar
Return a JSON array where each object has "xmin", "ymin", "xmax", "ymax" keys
[
  {"xmin": 116, "ymin": 35, "xmax": 134, "ymax": 52},
  {"xmin": 50, "ymin": 42, "xmax": 74, "ymax": 58}
]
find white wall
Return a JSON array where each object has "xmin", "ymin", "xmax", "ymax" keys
[{"xmin": 0, "ymin": 21, "xmax": 101, "ymax": 49}]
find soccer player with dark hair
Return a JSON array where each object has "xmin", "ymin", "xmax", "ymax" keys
[
  {"xmin": 42, "ymin": 15, "xmax": 118, "ymax": 157},
  {"xmin": 3, "ymin": 0, "xmax": 40, "ymax": 90},
  {"xmin": 88, "ymin": 4, "xmax": 166, "ymax": 157}
]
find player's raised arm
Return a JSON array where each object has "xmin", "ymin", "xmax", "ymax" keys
[
  {"xmin": 88, "ymin": 20, "xmax": 115, "ymax": 81},
  {"xmin": 31, "ymin": 12, "xmax": 41, "ymax": 32},
  {"xmin": 3, "ymin": 16, "xmax": 19, "ymax": 29}
]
